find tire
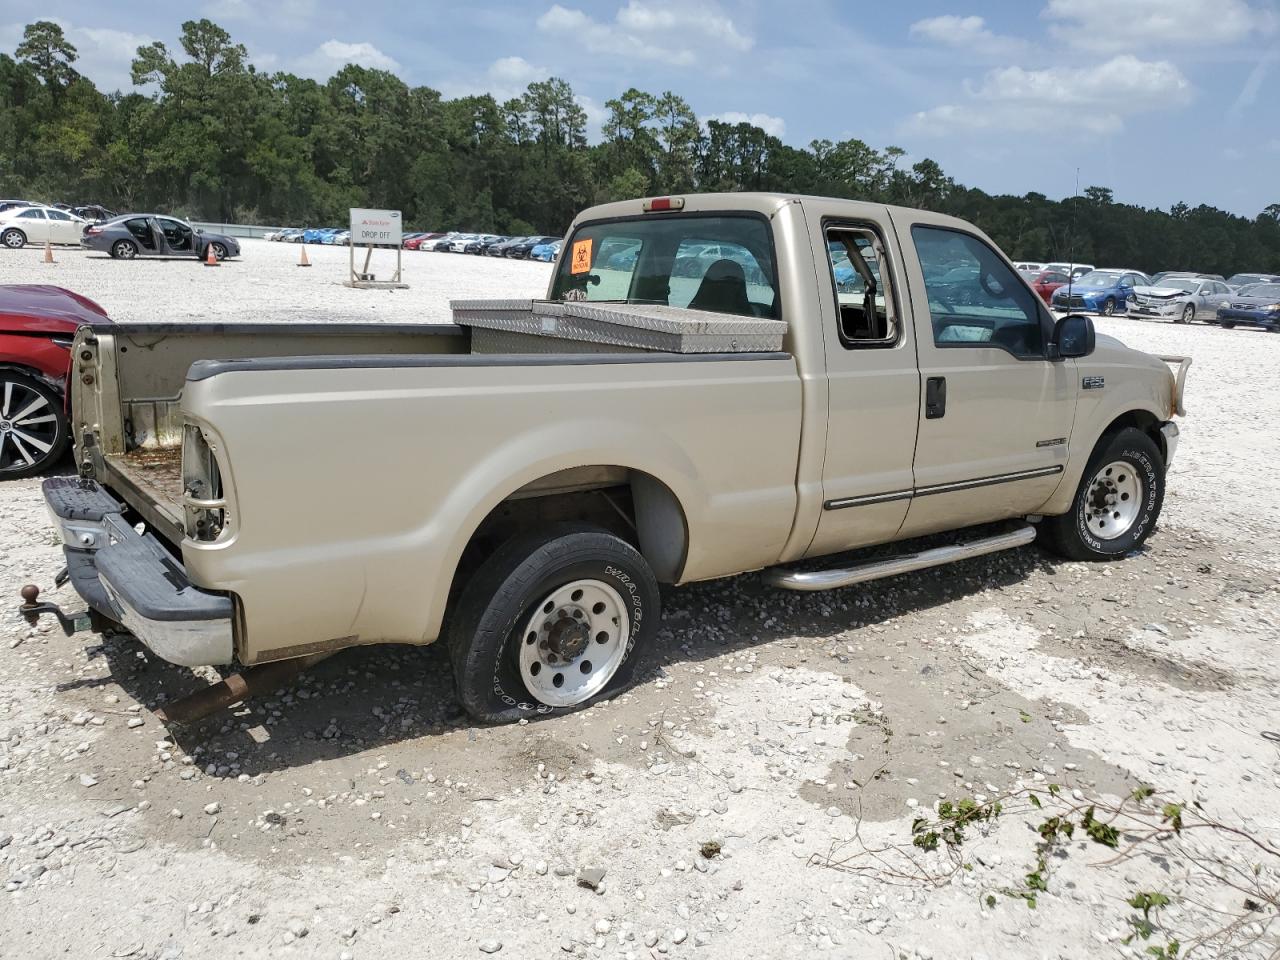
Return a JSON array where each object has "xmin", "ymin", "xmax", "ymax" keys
[
  {"xmin": 1042, "ymin": 427, "xmax": 1165, "ymax": 562},
  {"xmin": 2, "ymin": 228, "xmax": 27, "ymax": 250},
  {"xmin": 1220, "ymin": 322, "xmax": 1236, "ymax": 329},
  {"xmin": 111, "ymin": 239, "xmax": 137, "ymax": 260},
  {"xmin": 1179, "ymin": 304, "xmax": 1195, "ymax": 324},
  {"xmin": 0, "ymin": 371, "xmax": 69, "ymax": 480},
  {"xmin": 447, "ymin": 523, "xmax": 661, "ymax": 724},
  {"xmin": 1099, "ymin": 297, "xmax": 1116, "ymax": 316},
  {"xmin": 210, "ymin": 242, "xmax": 228, "ymax": 261}
]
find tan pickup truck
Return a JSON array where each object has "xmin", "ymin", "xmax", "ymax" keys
[{"xmin": 25, "ymin": 193, "xmax": 1190, "ymax": 723}]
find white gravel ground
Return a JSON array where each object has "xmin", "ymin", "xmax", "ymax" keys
[{"xmin": 1, "ymin": 243, "xmax": 1278, "ymax": 959}]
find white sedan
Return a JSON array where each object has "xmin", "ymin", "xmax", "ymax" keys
[{"xmin": 0, "ymin": 205, "xmax": 88, "ymax": 249}]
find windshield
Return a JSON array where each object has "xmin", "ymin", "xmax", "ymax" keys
[
  {"xmin": 1228, "ymin": 275, "xmax": 1265, "ymax": 285},
  {"xmin": 1073, "ymin": 271, "xmax": 1122, "ymax": 286},
  {"xmin": 1159, "ymin": 279, "xmax": 1199, "ymax": 292},
  {"xmin": 1239, "ymin": 284, "xmax": 1280, "ymax": 299},
  {"xmin": 550, "ymin": 214, "xmax": 779, "ymax": 319}
]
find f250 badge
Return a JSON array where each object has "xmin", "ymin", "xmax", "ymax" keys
[{"xmin": 1082, "ymin": 376, "xmax": 1105, "ymax": 390}]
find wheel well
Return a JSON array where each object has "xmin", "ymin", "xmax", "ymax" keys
[
  {"xmin": 1100, "ymin": 409, "xmax": 1166, "ymax": 459},
  {"xmin": 447, "ymin": 467, "xmax": 689, "ymax": 611}
]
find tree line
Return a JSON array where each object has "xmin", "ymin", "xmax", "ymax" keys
[{"xmin": 3, "ymin": 19, "xmax": 1278, "ymax": 275}]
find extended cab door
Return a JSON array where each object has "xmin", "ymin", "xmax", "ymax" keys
[
  {"xmin": 803, "ymin": 211, "xmax": 921, "ymax": 557},
  {"xmin": 893, "ymin": 219, "xmax": 1077, "ymax": 536}
]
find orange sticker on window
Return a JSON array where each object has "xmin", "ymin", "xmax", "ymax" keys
[{"xmin": 570, "ymin": 238, "xmax": 593, "ymax": 274}]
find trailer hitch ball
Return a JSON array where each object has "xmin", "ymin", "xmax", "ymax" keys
[{"xmin": 19, "ymin": 584, "xmax": 41, "ymax": 626}]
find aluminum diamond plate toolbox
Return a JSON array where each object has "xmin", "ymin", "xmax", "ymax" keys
[{"xmin": 450, "ymin": 299, "xmax": 786, "ymax": 353}]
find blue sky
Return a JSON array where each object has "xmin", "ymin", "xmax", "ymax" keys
[{"xmin": 5, "ymin": 0, "xmax": 1278, "ymax": 216}]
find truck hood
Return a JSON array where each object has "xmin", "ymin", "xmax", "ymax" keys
[{"xmin": 0, "ymin": 284, "xmax": 110, "ymax": 334}]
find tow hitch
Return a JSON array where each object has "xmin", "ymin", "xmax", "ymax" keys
[{"xmin": 19, "ymin": 582, "xmax": 93, "ymax": 636}]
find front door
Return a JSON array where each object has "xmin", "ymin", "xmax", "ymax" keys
[
  {"xmin": 156, "ymin": 217, "xmax": 194, "ymax": 255},
  {"xmin": 805, "ymin": 217, "xmax": 921, "ymax": 557},
  {"xmin": 14, "ymin": 208, "xmax": 50, "ymax": 243},
  {"xmin": 894, "ymin": 219, "xmax": 1078, "ymax": 537}
]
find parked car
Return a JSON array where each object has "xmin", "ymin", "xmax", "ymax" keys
[
  {"xmin": 323, "ymin": 230, "xmax": 350, "ymax": 246},
  {"xmin": 26, "ymin": 192, "xmax": 1189, "ymax": 727},
  {"xmin": 273, "ymin": 228, "xmax": 305, "ymax": 243},
  {"xmin": 485, "ymin": 236, "xmax": 531, "ymax": 257},
  {"xmin": 1012, "ymin": 261, "xmax": 1044, "ymax": 274},
  {"xmin": 505, "ymin": 236, "xmax": 562, "ymax": 259},
  {"xmin": 0, "ymin": 284, "xmax": 110, "ymax": 478},
  {"xmin": 529, "ymin": 239, "xmax": 561, "ymax": 262},
  {"xmin": 0, "ymin": 200, "xmax": 38, "ymax": 215},
  {"xmin": 1226, "ymin": 272, "xmax": 1280, "ymax": 290},
  {"xmin": 1128, "ymin": 277, "xmax": 1233, "ymax": 324},
  {"xmin": 1050, "ymin": 269, "xmax": 1149, "ymax": 315},
  {"xmin": 82, "ymin": 214, "xmax": 240, "ymax": 261},
  {"xmin": 1216, "ymin": 282, "xmax": 1280, "ymax": 330},
  {"xmin": 464, "ymin": 235, "xmax": 506, "ymax": 255},
  {"xmin": 1029, "ymin": 268, "xmax": 1072, "ymax": 304},
  {"xmin": 302, "ymin": 227, "xmax": 340, "ymax": 244},
  {"xmin": 0, "ymin": 205, "xmax": 88, "ymax": 249},
  {"xmin": 1044, "ymin": 262, "xmax": 1095, "ymax": 279},
  {"xmin": 405, "ymin": 232, "xmax": 447, "ymax": 250}
]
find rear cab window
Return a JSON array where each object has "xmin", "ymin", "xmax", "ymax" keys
[{"xmin": 550, "ymin": 214, "xmax": 779, "ymax": 319}]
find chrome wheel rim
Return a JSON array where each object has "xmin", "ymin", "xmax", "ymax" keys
[
  {"xmin": 1182, "ymin": 305, "xmax": 1194, "ymax": 323},
  {"xmin": 114, "ymin": 241, "xmax": 135, "ymax": 259},
  {"xmin": 3, "ymin": 231, "xmax": 23, "ymax": 249},
  {"xmin": 517, "ymin": 579, "xmax": 629, "ymax": 707},
  {"xmin": 0, "ymin": 379, "xmax": 58, "ymax": 473},
  {"xmin": 1084, "ymin": 459, "xmax": 1142, "ymax": 540}
]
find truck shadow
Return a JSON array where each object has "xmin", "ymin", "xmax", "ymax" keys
[{"xmin": 86, "ymin": 523, "xmax": 1071, "ymax": 777}]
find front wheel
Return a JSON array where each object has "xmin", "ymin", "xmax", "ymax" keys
[
  {"xmin": 0, "ymin": 372, "xmax": 69, "ymax": 479},
  {"xmin": 447, "ymin": 524, "xmax": 660, "ymax": 724},
  {"xmin": 1099, "ymin": 297, "xmax": 1116, "ymax": 316},
  {"xmin": 1041, "ymin": 427, "xmax": 1165, "ymax": 561},
  {"xmin": 2, "ymin": 228, "xmax": 27, "ymax": 250},
  {"xmin": 1179, "ymin": 304, "xmax": 1195, "ymax": 324},
  {"xmin": 1220, "ymin": 322, "xmax": 1236, "ymax": 329}
]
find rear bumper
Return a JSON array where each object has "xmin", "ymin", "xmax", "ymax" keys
[{"xmin": 41, "ymin": 476, "xmax": 234, "ymax": 667}]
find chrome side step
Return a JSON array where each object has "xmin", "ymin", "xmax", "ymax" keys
[{"xmin": 762, "ymin": 524, "xmax": 1037, "ymax": 592}]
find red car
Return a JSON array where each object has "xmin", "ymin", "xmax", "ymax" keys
[
  {"xmin": 1, "ymin": 284, "xmax": 109, "ymax": 478},
  {"xmin": 404, "ymin": 231, "xmax": 447, "ymax": 250},
  {"xmin": 1030, "ymin": 268, "xmax": 1071, "ymax": 304}
]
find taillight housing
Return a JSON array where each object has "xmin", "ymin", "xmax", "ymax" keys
[{"xmin": 181, "ymin": 423, "xmax": 227, "ymax": 542}]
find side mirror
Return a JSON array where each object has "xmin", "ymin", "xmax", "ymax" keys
[
  {"xmin": 196, "ymin": 227, "xmax": 204, "ymax": 234},
  {"xmin": 1054, "ymin": 314, "xmax": 1095, "ymax": 359}
]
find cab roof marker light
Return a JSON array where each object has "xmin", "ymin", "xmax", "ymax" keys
[{"xmin": 643, "ymin": 197, "xmax": 685, "ymax": 213}]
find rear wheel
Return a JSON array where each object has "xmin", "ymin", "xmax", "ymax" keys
[
  {"xmin": 111, "ymin": 239, "xmax": 137, "ymax": 260},
  {"xmin": 447, "ymin": 523, "xmax": 660, "ymax": 724},
  {"xmin": 0, "ymin": 372, "xmax": 68, "ymax": 479},
  {"xmin": 1179, "ymin": 304, "xmax": 1195, "ymax": 324},
  {"xmin": 1042, "ymin": 427, "xmax": 1165, "ymax": 561},
  {"xmin": 2, "ymin": 228, "xmax": 27, "ymax": 250}
]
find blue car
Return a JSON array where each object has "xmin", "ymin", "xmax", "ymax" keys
[
  {"xmin": 529, "ymin": 240, "xmax": 561, "ymax": 262},
  {"xmin": 1216, "ymin": 282, "xmax": 1280, "ymax": 330},
  {"xmin": 302, "ymin": 227, "xmax": 340, "ymax": 244},
  {"xmin": 1049, "ymin": 269, "xmax": 1150, "ymax": 315}
]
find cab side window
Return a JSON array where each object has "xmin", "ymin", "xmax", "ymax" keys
[
  {"xmin": 911, "ymin": 225, "xmax": 1046, "ymax": 359},
  {"xmin": 825, "ymin": 227, "xmax": 897, "ymax": 347}
]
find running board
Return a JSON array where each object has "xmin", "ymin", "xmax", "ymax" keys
[{"xmin": 762, "ymin": 524, "xmax": 1037, "ymax": 592}]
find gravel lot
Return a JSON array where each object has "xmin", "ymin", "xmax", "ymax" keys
[{"xmin": 1, "ymin": 240, "xmax": 1279, "ymax": 959}]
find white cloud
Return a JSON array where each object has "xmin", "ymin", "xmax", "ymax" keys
[
  {"xmin": 536, "ymin": 1, "xmax": 752, "ymax": 67},
  {"xmin": 295, "ymin": 40, "xmax": 401, "ymax": 78},
  {"xmin": 908, "ymin": 15, "xmax": 1026, "ymax": 56},
  {"xmin": 1043, "ymin": 0, "xmax": 1277, "ymax": 51},
  {"xmin": 435, "ymin": 56, "xmax": 553, "ymax": 104},
  {"xmin": 906, "ymin": 54, "xmax": 1191, "ymax": 136},
  {"xmin": 203, "ymin": 0, "xmax": 317, "ymax": 23},
  {"xmin": 706, "ymin": 111, "xmax": 786, "ymax": 137}
]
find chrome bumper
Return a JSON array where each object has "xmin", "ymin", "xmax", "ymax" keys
[
  {"xmin": 40, "ymin": 477, "xmax": 234, "ymax": 667},
  {"xmin": 1160, "ymin": 422, "xmax": 1180, "ymax": 466}
]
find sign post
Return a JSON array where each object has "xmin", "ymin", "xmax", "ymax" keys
[{"xmin": 344, "ymin": 208, "xmax": 408, "ymax": 289}]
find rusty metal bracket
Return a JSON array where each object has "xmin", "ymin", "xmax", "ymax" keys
[{"xmin": 155, "ymin": 652, "xmax": 336, "ymax": 726}]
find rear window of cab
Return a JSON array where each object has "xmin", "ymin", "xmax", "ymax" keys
[{"xmin": 549, "ymin": 214, "xmax": 780, "ymax": 319}]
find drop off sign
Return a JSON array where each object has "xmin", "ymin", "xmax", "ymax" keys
[{"xmin": 349, "ymin": 208, "xmax": 402, "ymax": 247}]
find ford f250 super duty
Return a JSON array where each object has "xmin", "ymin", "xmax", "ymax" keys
[{"xmin": 22, "ymin": 193, "xmax": 1190, "ymax": 724}]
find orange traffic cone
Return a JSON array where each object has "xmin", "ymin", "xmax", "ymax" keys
[
  {"xmin": 43, "ymin": 242, "xmax": 54, "ymax": 264},
  {"xmin": 298, "ymin": 245, "xmax": 311, "ymax": 267},
  {"xmin": 203, "ymin": 243, "xmax": 220, "ymax": 267}
]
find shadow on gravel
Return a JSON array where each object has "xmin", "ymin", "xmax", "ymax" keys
[{"xmin": 76, "ymin": 522, "xmax": 1075, "ymax": 778}]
